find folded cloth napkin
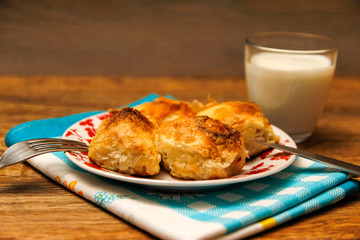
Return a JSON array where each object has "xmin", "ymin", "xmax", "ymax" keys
[{"xmin": 5, "ymin": 94, "xmax": 359, "ymax": 240}]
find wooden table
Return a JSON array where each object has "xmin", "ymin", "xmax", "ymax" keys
[{"xmin": 0, "ymin": 76, "xmax": 359, "ymax": 239}]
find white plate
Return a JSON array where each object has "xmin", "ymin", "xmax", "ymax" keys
[{"xmin": 62, "ymin": 112, "xmax": 297, "ymax": 191}]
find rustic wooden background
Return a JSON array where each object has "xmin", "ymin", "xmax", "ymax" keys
[{"xmin": 1, "ymin": 0, "xmax": 359, "ymax": 77}]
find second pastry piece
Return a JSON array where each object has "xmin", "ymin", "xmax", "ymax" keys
[
  {"xmin": 158, "ymin": 116, "xmax": 248, "ymax": 180},
  {"xmin": 134, "ymin": 96, "xmax": 196, "ymax": 126}
]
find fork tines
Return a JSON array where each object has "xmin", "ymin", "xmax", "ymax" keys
[{"xmin": 27, "ymin": 138, "xmax": 88, "ymax": 151}]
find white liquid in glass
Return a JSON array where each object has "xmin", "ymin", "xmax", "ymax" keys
[{"xmin": 246, "ymin": 52, "xmax": 335, "ymax": 136}]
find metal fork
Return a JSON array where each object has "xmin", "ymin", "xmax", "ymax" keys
[{"xmin": 0, "ymin": 138, "xmax": 89, "ymax": 170}]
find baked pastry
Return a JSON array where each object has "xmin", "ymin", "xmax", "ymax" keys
[
  {"xmin": 134, "ymin": 96, "xmax": 196, "ymax": 126},
  {"xmin": 158, "ymin": 116, "xmax": 248, "ymax": 180},
  {"xmin": 88, "ymin": 107, "xmax": 161, "ymax": 176},
  {"xmin": 197, "ymin": 101, "xmax": 280, "ymax": 157}
]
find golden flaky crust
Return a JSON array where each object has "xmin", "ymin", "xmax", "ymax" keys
[
  {"xmin": 158, "ymin": 116, "xmax": 248, "ymax": 180},
  {"xmin": 88, "ymin": 107, "xmax": 161, "ymax": 176},
  {"xmin": 88, "ymin": 98, "xmax": 279, "ymax": 179},
  {"xmin": 134, "ymin": 96, "xmax": 196, "ymax": 126},
  {"xmin": 197, "ymin": 101, "xmax": 280, "ymax": 157}
]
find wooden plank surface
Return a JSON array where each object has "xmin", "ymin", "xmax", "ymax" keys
[
  {"xmin": 0, "ymin": 0, "xmax": 359, "ymax": 77},
  {"xmin": 0, "ymin": 76, "xmax": 359, "ymax": 239}
]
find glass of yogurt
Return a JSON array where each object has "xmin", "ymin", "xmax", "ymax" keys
[{"xmin": 245, "ymin": 32, "xmax": 338, "ymax": 143}]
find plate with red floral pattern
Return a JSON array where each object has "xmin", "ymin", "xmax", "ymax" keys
[{"xmin": 62, "ymin": 112, "xmax": 297, "ymax": 191}]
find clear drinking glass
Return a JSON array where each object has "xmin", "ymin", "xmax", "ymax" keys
[{"xmin": 245, "ymin": 32, "xmax": 338, "ymax": 143}]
